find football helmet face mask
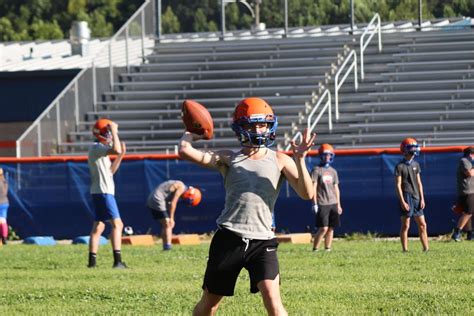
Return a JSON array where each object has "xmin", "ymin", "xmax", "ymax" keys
[
  {"xmin": 181, "ymin": 186, "xmax": 202, "ymax": 207},
  {"xmin": 231, "ymin": 97, "xmax": 278, "ymax": 148},
  {"xmin": 400, "ymin": 137, "xmax": 420, "ymax": 156},
  {"xmin": 93, "ymin": 119, "xmax": 113, "ymax": 145},
  {"xmin": 318, "ymin": 143, "xmax": 335, "ymax": 167}
]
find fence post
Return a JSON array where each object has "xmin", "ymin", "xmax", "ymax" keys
[
  {"xmin": 141, "ymin": 10, "xmax": 146, "ymax": 62},
  {"xmin": 125, "ymin": 26, "xmax": 130, "ymax": 73},
  {"xmin": 92, "ymin": 62, "xmax": 97, "ymax": 113},
  {"xmin": 221, "ymin": 0, "xmax": 226, "ymax": 39},
  {"xmin": 56, "ymin": 102, "xmax": 61, "ymax": 146},
  {"xmin": 155, "ymin": 0, "xmax": 162, "ymax": 41}
]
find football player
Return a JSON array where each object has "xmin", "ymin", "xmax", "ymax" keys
[
  {"xmin": 311, "ymin": 144, "xmax": 343, "ymax": 252},
  {"xmin": 179, "ymin": 97, "xmax": 315, "ymax": 316},
  {"xmin": 87, "ymin": 119, "xmax": 127, "ymax": 268},
  {"xmin": 395, "ymin": 137, "xmax": 429, "ymax": 252},
  {"xmin": 147, "ymin": 180, "xmax": 201, "ymax": 250}
]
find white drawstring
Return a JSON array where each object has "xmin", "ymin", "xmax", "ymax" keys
[{"xmin": 242, "ymin": 238, "xmax": 250, "ymax": 252}]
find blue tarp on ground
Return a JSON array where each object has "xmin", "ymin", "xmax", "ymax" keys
[{"xmin": 0, "ymin": 151, "xmax": 463, "ymax": 239}]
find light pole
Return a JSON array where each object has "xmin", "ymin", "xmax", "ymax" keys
[
  {"xmin": 155, "ymin": 0, "xmax": 162, "ymax": 41},
  {"xmin": 350, "ymin": 0, "xmax": 354, "ymax": 35},
  {"xmin": 418, "ymin": 0, "xmax": 422, "ymax": 30},
  {"xmin": 220, "ymin": 0, "xmax": 255, "ymax": 39}
]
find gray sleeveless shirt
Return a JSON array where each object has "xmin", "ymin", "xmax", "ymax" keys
[
  {"xmin": 147, "ymin": 180, "xmax": 184, "ymax": 211},
  {"xmin": 216, "ymin": 149, "xmax": 284, "ymax": 240}
]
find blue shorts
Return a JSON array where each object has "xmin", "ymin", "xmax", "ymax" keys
[
  {"xmin": 400, "ymin": 193, "xmax": 424, "ymax": 218},
  {"xmin": 92, "ymin": 194, "xmax": 121, "ymax": 222},
  {"xmin": 0, "ymin": 203, "xmax": 9, "ymax": 219}
]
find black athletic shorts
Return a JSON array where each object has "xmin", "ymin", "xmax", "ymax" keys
[
  {"xmin": 148, "ymin": 207, "xmax": 169, "ymax": 220},
  {"xmin": 315, "ymin": 204, "xmax": 340, "ymax": 228},
  {"xmin": 457, "ymin": 194, "xmax": 474, "ymax": 215},
  {"xmin": 202, "ymin": 228, "xmax": 280, "ymax": 296}
]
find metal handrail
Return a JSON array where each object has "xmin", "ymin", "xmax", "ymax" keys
[
  {"xmin": 16, "ymin": 68, "xmax": 88, "ymax": 157},
  {"xmin": 360, "ymin": 13, "xmax": 382, "ymax": 80},
  {"xmin": 284, "ymin": 88, "xmax": 332, "ymax": 151},
  {"xmin": 334, "ymin": 49, "xmax": 358, "ymax": 121},
  {"xmin": 307, "ymin": 89, "xmax": 332, "ymax": 133},
  {"xmin": 16, "ymin": 0, "xmax": 152, "ymax": 157}
]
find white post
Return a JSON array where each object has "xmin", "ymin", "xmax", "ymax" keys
[
  {"xmin": 75, "ymin": 81, "xmax": 79, "ymax": 127},
  {"xmin": 37, "ymin": 124, "xmax": 42, "ymax": 157},
  {"xmin": 109, "ymin": 42, "xmax": 113, "ymax": 89},
  {"xmin": 56, "ymin": 102, "xmax": 61, "ymax": 145},
  {"xmin": 125, "ymin": 26, "xmax": 130, "ymax": 73},
  {"xmin": 92, "ymin": 62, "xmax": 97, "ymax": 112}
]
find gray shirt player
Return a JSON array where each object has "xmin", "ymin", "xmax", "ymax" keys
[
  {"xmin": 88, "ymin": 143, "xmax": 115, "ymax": 195},
  {"xmin": 217, "ymin": 150, "xmax": 284, "ymax": 240},
  {"xmin": 457, "ymin": 157, "xmax": 474, "ymax": 195},
  {"xmin": 395, "ymin": 160, "xmax": 421, "ymax": 200},
  {"xmin": 311, "ymin": 166, "xmax": 339, "ymax": 206},
  {"xmin": 147, "ymin": 180, "xmax": 184, "ymax": 211}
]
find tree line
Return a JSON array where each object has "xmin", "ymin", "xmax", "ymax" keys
[{"xmin": 1, "ymin": 0, "xmax": 473, "ymax": 41}]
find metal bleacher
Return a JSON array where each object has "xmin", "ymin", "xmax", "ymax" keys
[
  {"xmin": 40, "ymin": 17, "xmax": 474, "ymax": 155},
  {"xmin": 337, "ymin": 28, "xmax": 474, "ymax": 148},
  {"xmin": 64, "ymin": 33, "xmax": 354, "ymax": 153}
]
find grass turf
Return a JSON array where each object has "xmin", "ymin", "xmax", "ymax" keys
[{"xmin": 0, "ymin": 239, "xmax": 473, "ymax": 314}]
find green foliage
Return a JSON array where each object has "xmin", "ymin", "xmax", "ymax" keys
[
  {"xmin": 162, "ymin": 6, "xmax": 180, "ymax": 34},
  {"xmin": 0, "ymin": 240, "xmax": 473, "ymax": 314},
  {"xmin": 7, "ymin": 225, "xmax": 20, "ymax": 241},
  {"xmin": 344, "ymin": 231, "xmax": 380, "ymax": 240},
  {"xmin": 0, "ymin": 0, "xmax": 140, "ymax": 41},
  {"xmin": 30, "ymin": 20, "xmax": 64, "ymax": 40},
  {"xmin": 0, "ymin": 0, "xmax": 473, "ymax": 41}
]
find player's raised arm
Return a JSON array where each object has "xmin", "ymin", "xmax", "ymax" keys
[
  {"xmin": 279, "ymin": 128, "xmax": 316, "ymax": 200},
  {"xmin": 179, "ymin": 99, "xmax": 233, "ymax": 171},
  {"xmin": 179, "ymin": 132, "xmax": 232, "ymax": 172}
]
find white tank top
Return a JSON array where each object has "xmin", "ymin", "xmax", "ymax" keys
[{"xmin": 217, "ymin": 149, "xmax": 284, "ymax": 239}]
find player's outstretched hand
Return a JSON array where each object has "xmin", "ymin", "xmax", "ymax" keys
[
  {"xmin": 290, "ymin": 128, "xmax": 316, "ymax": 158},
  {"xmin": 183, "ymin": 131, "xmax": 205, "ymax": 142}
]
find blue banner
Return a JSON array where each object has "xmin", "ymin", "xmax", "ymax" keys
[{"xmin": 0, "ymin": 151, "xmax": 462, "ymax": 239}]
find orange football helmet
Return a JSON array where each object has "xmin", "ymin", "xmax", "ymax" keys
[
  {"xmin": 231, "ymin": 97, "xmax": 278, "ymax": 147},
  {"xmin": 181, "ymin": 186, "xmax": 202, "ymax": 207},
  {"xmin": 93, "ymin": 119, "xmax": 113, "ymax": 144},
  {"xmin": 318, "ymin": 143, "xmax": 335, "ymax": 165},
  {"xmin": 400, "ymin": 137, "xmax": 420, "ymax": 156}
]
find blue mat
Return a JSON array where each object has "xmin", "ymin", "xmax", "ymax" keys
[
  {"xmin": 72, "ymin": 235, "xmax": 108, "ymax": 245},
  {"xmin": 23, "ymin": 236, "xmax": 56, "ymax": 246}
]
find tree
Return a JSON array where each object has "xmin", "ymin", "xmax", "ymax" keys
[
  {"xmin": 162, "ymin": 6, "xmax": 180, "ymax": 34},
  {"xmin": 30, "ymin": 20, "xmax": 64, "ymax": 40}
]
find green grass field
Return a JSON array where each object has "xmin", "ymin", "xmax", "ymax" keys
[{"xmin": 0, "ymin": 239, "xmax": 473, "ymax": 315}]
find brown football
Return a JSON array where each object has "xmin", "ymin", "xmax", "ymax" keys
[{"xmin": 181, "ymin": 99, "xmax": 214, "ymax": 140}]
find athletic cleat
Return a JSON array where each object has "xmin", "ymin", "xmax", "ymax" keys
[
  {"xmin": 87, "ymin": 263, "xmax": 97, "ymax": 268},
  {"xmin": 451, "ymin": 231, "xmax": 462, "ymax": 242},
  {"xmin": 325, "ymin": 248, "xmax": 332, "ymax": 252},
  {"xmin": 466, "ymin": 231, "xmax": 473, "ymax": 241},
  {"xmin": 112, "ymin": 262, "xmax": 128, "ymax": 269}
]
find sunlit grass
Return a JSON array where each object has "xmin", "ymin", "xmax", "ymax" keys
[{"xmin": 0, "ymin": 239, "xmax": 473, "ymax": 314}]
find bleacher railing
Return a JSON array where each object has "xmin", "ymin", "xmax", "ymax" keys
[
  {"xmin": 334, "ymin": 49, "xmax": 358, "ymax": 121},
  {"xmin": 16, "ymin": 0, "xmax": 154, "ymax": 157},
  {"xmin": 360, "ymin": 13, "xmax": 382, "ymax": 80},
  {"xmin": 307, "ymin": 89, "xmax": 332, "ymax": 133},
  {"xmin": 284, "ymin": 89, "xmax": 331, "ymax": 151}
]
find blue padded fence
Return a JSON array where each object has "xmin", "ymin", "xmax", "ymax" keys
[{"xmin": 0, "ymin": 151, "xmax": 463, "ymax": 239}]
